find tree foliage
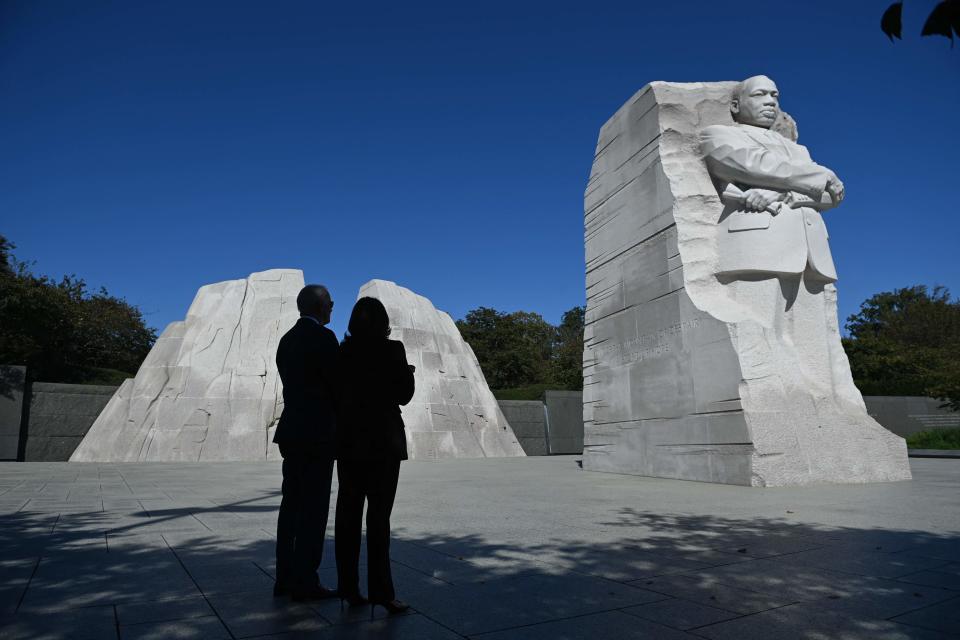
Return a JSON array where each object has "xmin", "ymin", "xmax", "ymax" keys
[
  {"xmin": 881, "ymin": 1, "xmax": 960, "ymax": 43},
  {"xmin": 552, "ymin": 305, "xmax": 585, "ymax": 391},
  {"xmin": 0, "ymin": 235, "xmax": 156, "ymax": 384},
  {"xmin": 843, "ymin": 285, "xmax": 960, "ymax": 410},
  {"xmin": 456, "ymin": 305, "xmax": 584, "ymax": 392}
]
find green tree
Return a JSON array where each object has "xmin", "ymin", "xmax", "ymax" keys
[
  {"xmin": 0, "ymin": 235, "xmax": 14, "ymax": 276},
  {"xmin": 881, "ymin": 1, "xmax": 960, "ymax": 44},
  {"xmin": 0, "ymin": 235, "xmax": 156, "ymax": 383},
  {"xmin": 456, "ymin": 307, "xmax": 555, "ymax": 389},
  {"xmin": 843, "ymin": 285, "xmax": 960, "ymax": 410},
  {"xmin": 552, "ymin": 305, "xmax": 585, "ymax": 390}
]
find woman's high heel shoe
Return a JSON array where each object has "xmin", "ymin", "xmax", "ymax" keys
[
  {"xmin": 370, "ymin": 599, "xmax": 410, "ymax": 618},
  {"xmin": 339, "ymin": 593, "xmax": 369, "ymax": 609}
]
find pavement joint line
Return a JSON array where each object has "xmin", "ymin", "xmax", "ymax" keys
[
  {"xmin": 387, "ymin": 556, "xmax": 457, "ymax": 585},
  {"xmin": 467, "ymin": 600, "xmax": 685, "ymax": 638},
  {"xmin": 161, "ymin": 533, "xmax": 238, "ymax": 640},
  {"xmin": 0, "ymin": 480, "xmax": 25, "ymax": 497},
  {"xmin": 683, "ymin": 600, "xmax": 803, "ymax": 638},
  {"xmin": 627, "ymin": 578, "xmax": 778, "ymax": 615},
  {"xmin": 112, "ymin": 603, "xmax": 120, "ymax": 639},
  {"xmin": 192, "ymin": 513, "xmax": 215, "ymax": 532},
  {"xmin": 883, "ymin": 591, "xmax": 960, "ymax": 622},
  {"xmin": 14, "ymin": 556, "xmax": 41, "ymax": 614}
]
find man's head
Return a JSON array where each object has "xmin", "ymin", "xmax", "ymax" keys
[
  {"xmin": 297, "ymin": 284, "xmax": 333, "ymax": 325},
  {"xmin": 731, "ymin": 75, "xmax": 779, "ymax": 129}
]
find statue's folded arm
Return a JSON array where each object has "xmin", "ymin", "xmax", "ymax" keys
[{"xmin": 700, "ymin": 126, "xmax": 831, "ymax": 200}]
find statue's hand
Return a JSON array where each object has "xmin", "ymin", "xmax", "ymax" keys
[
  {"xmin": 825, "ymin": 174, "xmax": 845, "ymax": 205},
  {"xmin": 742, "ymin": 189, "xmax": 781, "ymax": 212}
]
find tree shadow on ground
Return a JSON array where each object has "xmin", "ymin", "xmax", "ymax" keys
[{"xmin": 0, "ymin": 489, "xmax": 957, "ymax": 638}]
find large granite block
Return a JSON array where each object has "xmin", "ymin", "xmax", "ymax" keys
[
  {"xmin": 359, "ymin": 280, "xmax": 525, "ymax": 459},
  {"xmin": 71, "ymin": 270, "xmax": 303, "ymax": 461},
  {"xmin": 582, "ymin": 81, "xmax": 910, "ymax": 486}
]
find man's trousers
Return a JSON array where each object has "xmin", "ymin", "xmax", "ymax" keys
[{"xmin": 276, "ymin": 446, "xmax": 334, "ymax": 591}]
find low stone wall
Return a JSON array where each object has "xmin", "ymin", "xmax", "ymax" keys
[
  {"xmin": 544, "ymin": 391, "xmax": 584, "ymax": 454},
  {"xmin": 497, "ymin": 401, "xmax": 547, "ymax": 456},
  {"xmin": 863, "ymin": 396, "xmax": 960, "ymax": 439},
  {"xmin": 497, "ymin": 392, "xmax": 586, "ymax": 456},
  {"xmin": 24, "ymin": 383, "xmax": 119, "ymax": 461}
]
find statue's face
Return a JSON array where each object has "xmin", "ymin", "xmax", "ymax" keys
[{"xmin": 732, "ymin": 76, "xmax": 779, "ymax": 128}]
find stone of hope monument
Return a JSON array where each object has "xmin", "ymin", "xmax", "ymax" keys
[{"xmin": 582, "ymin": 76, "xmax": 911, "ymax": 486}]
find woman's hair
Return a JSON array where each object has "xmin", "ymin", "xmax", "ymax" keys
[{"xmin": 346, "ymin": 297, "xmax": 391, "ymax": 340}]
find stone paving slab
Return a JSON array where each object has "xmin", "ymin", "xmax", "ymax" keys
[{"xmin": 0, "ymin": 457, "xmax": 957, "ymax": 639}]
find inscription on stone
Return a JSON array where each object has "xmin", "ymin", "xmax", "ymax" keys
[{"xmin": 595, "ymin": 318, "xmax": 702, "ymax": 364}]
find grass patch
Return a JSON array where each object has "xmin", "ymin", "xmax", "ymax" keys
[{"xmin": 906, "ymin": 427, "xmax": 960, "ymax": 450}]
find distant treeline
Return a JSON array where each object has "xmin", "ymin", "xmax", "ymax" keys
[
  {"xmin": 3, "ymin": 231, "xmax": 955, "ymax": 410},
  {"xmin": 456, "ymin": 306, "xmax": 584, "ymax": 400},
  {"xmin": 0, "ymin": 235, "xmax": 156, "ymax": 384}
]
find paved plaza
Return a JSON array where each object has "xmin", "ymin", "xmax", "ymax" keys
[{"xmin": 0, "ymin": 456, "xmax": 958, "ymax": 639}]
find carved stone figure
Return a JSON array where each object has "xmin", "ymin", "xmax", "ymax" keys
[
  {"xmin": 582, "ymin": 79, "xmax": 910, "ymax": 486},
  {"xmin": 701, "ymin": 75, "xmax": 842, "ymax": 281}
]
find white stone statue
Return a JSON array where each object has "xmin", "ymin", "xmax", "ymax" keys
[
  {"xmin": 700, "ymin": 75, "xmax": 843, "ymax": 282},
  {"xmin": 581, "ymin": 78, "xmax": 910, "ymax": 486}
]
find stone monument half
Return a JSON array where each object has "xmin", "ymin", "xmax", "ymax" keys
[
  {"xmin": 582, "ymin": 77, "xmax": 911, "ymax": 486},
  {"xmin": 359, "ymin": 279, "xmax": 525, "ymax": 459},
  {"xmin": 71, "ymin": 269, "xmax": 302, "ymax": 461}
]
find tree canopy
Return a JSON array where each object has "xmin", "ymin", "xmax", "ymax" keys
[
  {"xmin": 843, "ymin": 285, "xmax": 960, "ymax": 410},
  {"xmin": 0, "ymin": 235, "xmax": 156, "ymax": 384},
  {"xmin": 456, "ymin": 305, "xmax": 584, "ymax": 393},
  {"xmin": 881, "ymin": 1, "xmax": 960, "ymax": 43}
]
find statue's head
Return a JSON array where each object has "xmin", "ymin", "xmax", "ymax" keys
[{"xmin": 731, "ymin": 75, "xmax": 779, "ymax": 129}]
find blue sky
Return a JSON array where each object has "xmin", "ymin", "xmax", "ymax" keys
[{"xmin": 2, "ymin": 1, "xmax": 958, "ymax": 340}]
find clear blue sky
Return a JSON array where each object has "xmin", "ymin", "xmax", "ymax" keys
[{"xmin": 2, "ymin": 1, "xmax": 958, "ymax": 340}]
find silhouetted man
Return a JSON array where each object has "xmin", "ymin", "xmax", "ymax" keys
[{"xmin": 273, "ymin": 284, "xmax": 339, "ymax": 601}]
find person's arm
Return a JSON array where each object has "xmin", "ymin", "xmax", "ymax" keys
[
  {"xmin": 700, "ymin": 125, "xmax": 835, "ymax": 200},
  {"xmin": 388, "ymin": 341, "xmax": 415, "ymax": 406},
  {"xmin": 316, "ymin": 328, "xmax": 341, "ymax": 398}
]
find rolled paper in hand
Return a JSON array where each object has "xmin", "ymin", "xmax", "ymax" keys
[
  {"xmin": 721, "ymin": 184, "xmax": 781, "ymax": 215},
  {"xmin": 787, "ymin": 191, "xmax": 835, "ymax": 211}
]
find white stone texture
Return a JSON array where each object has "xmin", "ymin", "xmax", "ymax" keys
[
  {"xmin": 582, "ymin": 81, "xmax": 910, "ymax": 486},
  {"xmin": 358, "ymin": 280, "xmax": 525, "ymax": 459},
  {"xmin": 71, "ymin": 269, "xmax": 303, "ymax": 461}
]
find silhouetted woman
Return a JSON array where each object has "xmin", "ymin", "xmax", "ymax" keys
[{"xmin": 335, "ymin": 297, "xmax": 415, "ymax": 616}]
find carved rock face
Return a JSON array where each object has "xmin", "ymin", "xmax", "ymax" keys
[
  {"xmin": 72, "ymin": 269, "xmax": 303, "ymax": 462},
  {"xmin": 73, "ymin": 273, "xmax": 525, "ymax": 461},
  {"xmin": 582, "ymin": 81, "xmax": 910, "ymax": 486},
  {"xmin": 357, "ymin": 279, "xmax": 526, "ymax": 460}
]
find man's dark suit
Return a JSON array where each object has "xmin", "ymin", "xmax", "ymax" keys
[{"xmin": 273, "ymin": 316, "xmax": 339, "ymax": 595}]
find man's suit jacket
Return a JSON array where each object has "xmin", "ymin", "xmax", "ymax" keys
[
  {"xmin": 336, "ymin": 337, "xmax": 415, "ymax": 461},
  {"xmin": 272, "ymin": 317, "xmax": 340, "ymax": 454},
  {"xmin": 700, "ymin": 123, "xmax": 838, "ymax": 282}
]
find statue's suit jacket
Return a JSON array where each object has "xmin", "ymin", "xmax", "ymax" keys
[{"xmin": 700, "ymin": 123, "xmax": 838, "ymax": 282}]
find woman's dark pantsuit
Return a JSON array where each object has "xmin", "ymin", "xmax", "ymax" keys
[{"xmin": 335, "ymin": 458, "xmax": 401, "ymax": 601}]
